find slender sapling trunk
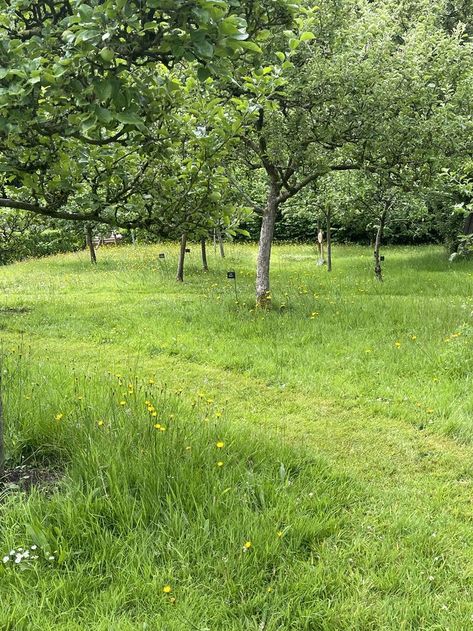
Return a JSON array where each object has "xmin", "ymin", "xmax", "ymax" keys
[
  {"xmin": 85, "ymin": 225, "xmax": 97, "ymax": 264},
  {"xmin": 374, "ymin": 209, "xmax": 387, "ymax": 281},
  {"xmin": 201, "ymin": 238, "xmax": 208, "ymax": 271},
  {"xmin": 316, "ymin": 221, "xmax": 325, "ymax": 266},
  {"xmin": 176, "ymin": 233, "xmax": 187, "ymax": 282},
  {"xmin": 217, "ymin": 229, "xmax": 225, "ymax": 258},
  {"xmin": 326, "ymin": 210, "xmax": 332, "ymax": 272}
]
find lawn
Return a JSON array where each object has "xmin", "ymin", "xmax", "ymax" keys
[{"xmin": 1, "ymin": 242, "xmax": 473, "ymax": 629}]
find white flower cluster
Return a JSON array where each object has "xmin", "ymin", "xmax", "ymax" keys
[{"xmin": 2, "ymin": 545, "xmax": 55, "ymax": 566}]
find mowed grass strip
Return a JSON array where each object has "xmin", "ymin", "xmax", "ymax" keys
[{"xmin": 1, "ymin": 243, "xmax": 473, "ymax": 628}]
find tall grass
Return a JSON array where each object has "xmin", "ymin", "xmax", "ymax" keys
[{"xmin": 1, "ymin": 243, "xmax": 473, "ymax": 628}]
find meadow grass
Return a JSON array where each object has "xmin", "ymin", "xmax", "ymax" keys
[{"xmin": 1, "ymin": 242, "xmax": 473, "ymax": 629}]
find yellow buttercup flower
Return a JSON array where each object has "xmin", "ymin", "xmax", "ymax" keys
[
  {"xmin": 217, "ymin": 461, "xmax": 224, "ymax": 467},
  {"xmin": 216, "ymin": 441, "xmax": 224, "ymax": 449},
  {"xmin": 54, "ymin": 413, "xmax": 63, "ymax": 422},
  {"xmin": 97, "ymin": 420, "xmax": 104, "ymax": 427},
  {"xmin": 163, "ymin": 585, "xmax": 172, "ymax": 594},
  {"xmin": 243, "ymin": 541, "xmax": 252, "ymax": 550}
]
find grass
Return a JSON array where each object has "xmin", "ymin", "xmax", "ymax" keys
[{"xmin": 1, "ymin": 242, "xmax": 473, "ymax": 629}]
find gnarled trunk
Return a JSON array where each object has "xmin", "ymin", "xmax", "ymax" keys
[
  {"xmin": 374, "ymin": 209, "xmax": 387, "ymax": 281},
  {"xmin": 176, "ymin": 233, "xmax": 187, "ymax": 282},
  {"xmin": 201, "ymin": 238, "xmax": 208, "ymax": 271},
  {"xmin": 256, "ymin": 180, "xmax": 279, "ymax": 307},
  {"xmin": 85, "ymin": 225, "xmax": 97, "ymax": 264}
]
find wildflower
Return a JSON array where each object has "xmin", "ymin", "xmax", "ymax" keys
[
  {"xmin": 148, "ymin": 379, "xmax": 155, "ymax": 385},
  {"xmin": 411, "ymin": 335, "xmax": 417, "ymax": 341},
  {"xmin": 215, "ymin": 411, "xmax": 222, "ymax": 418},
  {"xmin": 267, "ymin": 587, "xmax": 272, "ymax": 592},
  {"xmin": 97, "ymin": 420, "xmax": 104, "ymax": 427},
  {"xmin": 119, "ymin": 400, "xmax": 126, "ymax": 406},
  {"xmin": 216, "ymin": 441, "xmax": 224, "ymax": 449},
  {"xmin": 151, "ymin": 411, "xmax": 157, "ymax": 417},
  {"xmin": 243, "ymin": 541, "xmax": 252, "ymax": 551},
  {"xmin": 163, "ymin": 585, "xmax": 172, "ymax": 594},
  {"xmin": 277, "ymin": 531, "xmax": 283, "ymax": 538},
  {"xmin": 395, "ymin": 341, "xmax": 401, "ymax": 348},
  {"xmin": 2, "ymin": 556, "xmax": 9, "ymax": 563},
  {"xmin": 217, "ymin": 461, "xmax": 224, "ymax": 467},
  {"xmin": 154, "ymin": 423, "xmax": 161, "ymax": 430},
  {"xmin": 159, "ymin": 426, "xmax": 166, "ymax": 432},
  {"xmin": 54, "ymin": 413, "xmax": 63, "ymax": 422},
  {"xmin": 30, "ymin": 545, "xmax": 37, "ymax": 551}
]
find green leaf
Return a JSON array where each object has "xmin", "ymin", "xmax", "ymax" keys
[
  {"xmin": 300, "ymin": 31, "xmax": 316, "ymax": 42},
  {"xmin": 95, "ymin": 79, "xmax": 113, "ymax": 101},
  {"xmin": 115, "ymin": 112, "xmax": 143, "ymax": 126},
  {"xmin": 197, "ymin": 66, "xmax": 212, "ymax": 82},
  {"xmin": 237, "ymin": 41, "xmax": 262, "ymax": 53}
]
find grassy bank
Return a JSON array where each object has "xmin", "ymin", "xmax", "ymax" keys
[{"xmin": 1, "ymin": 243, "xmax": 473, "ymax": 629}]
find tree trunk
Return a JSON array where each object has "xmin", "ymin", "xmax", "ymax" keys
[
  {"xmin": 374, "ymin": 209, "xmax": 387, "ymax": 281},
  {"xmin": 316, "ymin": 220, "xmax": 324, "ymax": 266},
  {"xmin": 217, "ymin": 229, "xmax": 225, "ymax": 258},
  {"xmin": 85, "ymin": 225, "xmax": 97, "ymax": 264},
  {"xmin": 0, "ymin": 367, "xmax": 4, "ymax": 477},
  {"xmin": 176, "ymin": 233, "xmax": 187, "ymax": 282},
  {"xmin": 201, "ymin": 238, "xmax": 208, "ymax": 271},
  {"xmin": 256, "ymin": 181, "xmax": 279, "ymax": 307},
  {"xmin": 326, "ymin": 211, "xmax": 332, "ymax": 272}
]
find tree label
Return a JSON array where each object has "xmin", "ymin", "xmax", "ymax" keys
[
  {"xmin": 185, "ymin": 248, "xmax": 191, "ymax": 253},
  {"xmin": 227, "ymin": 271, "xmax": 236, "ymax": 279},
  {"xmin": 159, "ymin": 253, "xmax": 165, "ymax": 259}
]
